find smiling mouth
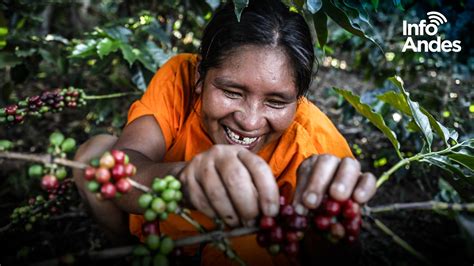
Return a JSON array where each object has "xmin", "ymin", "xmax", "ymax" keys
[{"xmin": 223, "ymin": 126, "xmax": 259, "ymax": 146}]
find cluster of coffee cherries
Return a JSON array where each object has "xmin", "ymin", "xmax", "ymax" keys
[
  {"xmin": 257, "ymin": 196, "xmax": 363, "ymax": 257},
  {"xmin": 10, "ymin": 195, "xmax": 49, "ymax": 231},
  {"xmin": 132, "ymin": 221, "xmax": 177, "ymax": 266},
  {"xmin": 10, "ymin": 178, "xmax": 75, "ymax": 232},
  {"xmin": 256, "ymin": 196, "xmax": 307, "ymax": 257},
  {"xmin": 313, "ymin": 197, "xmax": 362, "ymax": 243},
  {"xmin": 138, "ymin": 176, "xmax": 183, "ymax": 222},
  {"xmin": 83, "ymin": 150, "xmax": 136, "ymax": 199},
  {"xmin": 0, "ymin": 87, "xmax": 86, "ymax": 124}
]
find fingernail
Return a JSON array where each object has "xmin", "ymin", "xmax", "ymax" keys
[
  {"xmin": 267, "ymin": 204, "xmax": 279, "ymax": 216},
  {"xmin": 304, "ymin": 192, "xmax": 318, "ymax": 206},
  {"xmin": 334, "ymin": 183, "xmax": 346, "ymax": 194},
  {"xmin": 356, "ymin": 189, "xmax": 366, "ymax": 200},
  {"xmin": 295, "ymin": 204, "xmax": 307, "ymax": 215}
]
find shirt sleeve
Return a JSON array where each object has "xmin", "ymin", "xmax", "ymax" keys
[{"xmin": 127, "ymin": 54, "xmax": 194, "ymax": 150}]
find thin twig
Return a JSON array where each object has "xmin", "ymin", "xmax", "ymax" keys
[
  {"xmin": 127, "ymin": 178, "xmax": 151, "ymax": 193},
  {"xmin": 0, "ymin": 151, "xmax": 88, "ymax": 169},
  {"xmin": 364, "ymin": 201, "xmax": 474, "ymax": 215},
  {"xmin": 370, "ymin": 217, "xmax": 432, "ymax": 265}
]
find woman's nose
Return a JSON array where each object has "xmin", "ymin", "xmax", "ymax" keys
[{"xmin": 234, "ymin": 103, "xmax": 265, "ymax": 132}]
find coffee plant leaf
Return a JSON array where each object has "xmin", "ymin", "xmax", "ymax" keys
[
  {"xmin": 103, "ymin": 26, "xmax": 133, "ymax": 44},
  {"xmin": 119, "ymin": 43, "xmax": 137, "ymax": 66},
  {"xmin": 307, "ymin": 0, "xmax": 323, "ymax": 14},
  {"xmin": 322, "ymin": 0, "xmax": 382, "ymax": 51},
  {"xmin": 132, "ymin": 66, "xmax": 147, "ymax": 91},
  {"xmin": 206, "ymin": 0, "xmax": 220, "ymax": 10},
  {"xmin": 141, "ymin": 19, "xmax": 171, "ymax": 44},
  {"xmin": 0, "ymin": 51, "xmax": 21, "ymax": 68},
  {"xmin": 97, "ymin": 38, "xmax": 120, "ymax": 59},
  {"xmin": 70, "ymin": 39, "xmax": 98, "ymax": 58},
  {"xmin": 144, "ymin": 40, "xmax": 173, "ymax": 68},
  {"xmin": 333, "ymin": 87, "xmax": 402, "ymax": 158},
  {"xmin": 448, "ymin": 152, "xmax": 474, "ymax": 172},
  {"xmin": 421, "ymin": 155, "xmax": 474, "ymax": 185},
  {"xmin": 313, "ymin": 10, "xmax": 328, "ymax": 48},
  {"xmin": 377, "ymin": 90, "xmax": 451, "ymax": 146},
  {"xmin": 388, "ymin": 76, "xmax": 434, "ymax": 151},
  {"xmin": 233, "ymin": 0, "xmax": 249, "ymax": 22}
]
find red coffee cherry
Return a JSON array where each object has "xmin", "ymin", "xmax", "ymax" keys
[
  {"xmin": 259, "ymin": 216, "xmax": 276, "ymax": 230},
  {"xmin": 322, "ymin": 198, "xmax": 341, "ymax": 216},
  {"xmin": 342, "ymin": 199, "xmax": 360, "ymax": 219},
  {"xmin": 313, "ymin": 215, "xmax": 332, "ymax": 231},
  {"xmin": 100, "ymin": 183, "xmax": 116, "ymax": 199},
  {"xmin": 115, "ymin": 178, "xmax": 132, "ymax": 193}
]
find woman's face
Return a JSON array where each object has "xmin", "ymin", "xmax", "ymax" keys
[{"xmin": 197, "ymin": 45, "xmax": 298, "ymax": 153}]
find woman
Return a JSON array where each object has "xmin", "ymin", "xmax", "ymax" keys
[{"xmin": 73, "ymin": 0, "xmax": 376, "ymax": 264}]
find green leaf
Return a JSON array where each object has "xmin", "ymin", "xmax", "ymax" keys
[
  {"xmin": 371, "ymin": 0, "xmax": 379, "ymax": 11},
  {"xmin": 0, "ymin": 52, "xmax": 21, "ymax": 68},
  {"xmin": 119, "ymin": 43, "xmax": 137, "ymax": 66},
  {"xmin": 421, "ymin": 155, "xmax": 474, "ymax": 185},
  {"xmin": 70, "ymin": 39, "xmax": 98, "ymax": 58},
  {"xmin": 103, "ymin": 26, "xmax": 132, "ymax": 43},
  {"xmin": 448, "ymin": 149, "xmax": 474, "ymax": 171},
  {"xmin": 233, "ymin": 0, "xmax": 249, "ymax": 22},
  {"xmin": 388, "ymin": 76, "xmax": 433, "ymax": 150},
  {"xmin": 96, "ymin": 38, "xmax": 119, "ymax": 59},
  {"xmin": 322, "ymin": 0, "xmax": 382, "ymax": 51},
  {"xmin": 393, "ymin": 0, "xmax": 404, "ymax": 11},
  {"xmin": 377, "ymin": 90, "xmax": 451, "ymax": 146},
  {"xmin": 334, "ymin": 87, "xmax": 402, "ymax": 158},
  {"xmin": 132, "ymin": 66, "xmax": 147, "ymax": 91},
  {"xmin": 142, "ymin": 19, "xmax": 170, "ymax": 44},
  {"xmin": 307, "ymin": 0, "xmax": 323, "ymax": 14},
  {"xmin": 206, "ymin": 0, "xmax": 220, "ymax": 9},
  {"xmin": 313, "ymin": 10, "xmax": 328, "ymax": 48},
  {"xmin": 144, "ymin": 40, "xmax": 173, "ymax": 68}
]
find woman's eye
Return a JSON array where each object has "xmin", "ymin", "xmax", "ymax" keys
[
  {"xmin": 267, "ymin": 100, "xmax": 287, "ymax": 109},
  {"xmin": 222, "ymin": 89, "xmax": 241, "ymax": 99}
]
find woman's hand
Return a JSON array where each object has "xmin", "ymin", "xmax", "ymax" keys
[
  {"xmin": 178, "ymin": 145, "xmax": 280, "ymax": 227},
  {"xmin": 293, "ymin": 154, "xmax": 376, "ymax": 214}
]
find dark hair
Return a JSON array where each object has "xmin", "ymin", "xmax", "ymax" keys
[{"xmin": 197, "ymin": 0, "xmax": 314, "ymax": 98}]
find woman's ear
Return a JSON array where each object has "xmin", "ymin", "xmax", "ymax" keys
[{"xmin": 195, "ymin": 61, "xmax": 202, "ymax": 94}]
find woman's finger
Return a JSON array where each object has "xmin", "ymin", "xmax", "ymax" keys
[
  {"xmin": 238, "ymin": 150, "xmax": 279, "ymax": 217},
  {"xmin": 196, "ymin": 160, "xmax": 240, "ymax": 227},
  {"xmin": 216, "ymin": 154, "xmax": 260, "ymax": 224},
  {"xmin": 352, "ymin": 172, "xmax": 377, "ymax": 203},
  {"xmin": 295, "ymin": 155, "xmax": 340, "ymax": 211},
  {"xmin": 329, "ymin": 157, "xmax": 361, "ymax": 201},
  {"xmin": 179, "ymin": 162, "xmax": 216, "ymax": 219}
]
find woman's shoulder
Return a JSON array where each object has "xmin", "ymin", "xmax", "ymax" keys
[{"xmin": 291, "ymin": 97, "xmax": 353, "ymax": 157}]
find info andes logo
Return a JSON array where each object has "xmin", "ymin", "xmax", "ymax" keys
[{"xmin": 402, "ymin": 11, "xmax": 461, "ymax": 53}]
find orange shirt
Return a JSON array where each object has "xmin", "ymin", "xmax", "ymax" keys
[{"xmin": 126, "ymin": 54, "xmax": 353, "ymax": 265}]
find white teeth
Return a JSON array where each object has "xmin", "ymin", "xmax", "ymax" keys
[{"xmin": 225, "ymin": 127, "xmax": 257, "ymax": 145}]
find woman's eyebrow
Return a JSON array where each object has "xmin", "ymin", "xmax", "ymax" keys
[{"xmin": 213, "ymin": 77, "xmax": 246, "ymax": 90}]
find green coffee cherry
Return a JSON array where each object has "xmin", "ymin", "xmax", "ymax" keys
[
  {"xmin": 87, "ymin": 181, "xmax": 100, "ymax": 192},
  {"xmin": 163, "ymin": 175, "xmax": 175, "ymax": 183},
  {"xmin": 145, "ymin": 234, "xmax": 160, "ymax": 250},
  {"xmin": 167, "ymin": 179, "xmax": 181, "ymax": 190},
  {"xmin": 139, "ymin": 194, "xmax": 154, "ymax": 209},
  {"xmin": 28, "ymin": 164, "xmax": 43, "ymax": 177},
  {"xmin": 152, "ymin": 179, "xmax": 167, "ymax": 193},
  {"xmin": 144, "ymin": 209, "xmax": 158, "ymax": 222},
  {"xmin": 55, "ymin": 167, "xmax": 68, "ymax": 180},
  {"xmin": 0, "ymin": 140, "xmax": 13, "ymax": 151},
  {"xmin": 159, "ymin": 236, "xmax": 174, "ymax": 255},
  {"xmin": 161, "ymin": 189, "xmax": 176, "ymax": 202},
  {"xmin": 90, "ymin": 158, "xmax": 100, "ymax": 167},
  {"xmin": 151, "ymin": 198, "xmax": 166, "ymax": 214},
  {"xmin": 49, "ymin": 132, "xmax": 65, "ymax": 146},
  {"xmin": 159, "ymin": 212, "xmax": 168, "ymax": 221},
  {"xmin": 166, "ymin": 201, "xmax": 177, "ymax": 213},
  {"xmin": 61, "ymin": 138, "xmax": 76, "ymax": 153}
]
